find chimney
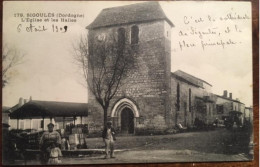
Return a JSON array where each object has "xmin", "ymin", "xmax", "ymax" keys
[
  {"xmin": 229, "ymin": 93, "xmax": 232, "ymax": 99},
  {"xmin": 223, "ymin": 90, "xmax": 228, "ymax": 98},
  {"xmin": 236, "ymin": 98, "xmax": 240, "ymax": 102},
  {"xmin": 29, "ymin": 96, "xmax": 32, "ymax": 101},
  {"xmin": 19, "ymin": 97, "xmax": 23, "ymax": 107}
]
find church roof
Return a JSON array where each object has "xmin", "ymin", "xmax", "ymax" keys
[
  {"xmin": 87, "ymin": 2, "xmax": 174, "ymax": 29},
  {"xmin": 171, "ymin": 70, "xmax": 212, "ymax": 88},
  {"xmin": 9, "ymin": 100, "xmax": 88, "ymax": 119}
]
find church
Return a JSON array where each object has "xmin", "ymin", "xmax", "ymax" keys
[{"xmin": 85, "ymin": 2, "xmax": 230, "ymax": 134}]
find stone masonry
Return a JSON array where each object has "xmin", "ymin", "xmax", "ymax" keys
[{"xmin": 86, "ymin": 2, "xmax": 173, "ymax": 134}]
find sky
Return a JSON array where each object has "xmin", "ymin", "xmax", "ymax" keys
[{"xmin": 3, "ymin": 1, "xmax": 252, "ymax": 107}]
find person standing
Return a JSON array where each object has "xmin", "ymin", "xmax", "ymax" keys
[
  {"xmin": 102, "ymin": 121, "xmax": 116, "ymax": 159},
  {"xmin": 48, "ymin": 142, "xmax": 62, "ymax": 164},
  {"xmin": 214, "ymin": 118, "xmax": 219, "ymax": 127},
  {"xmin": 39, "ymin": 123, "xmax": 61, "ymax": 165}
]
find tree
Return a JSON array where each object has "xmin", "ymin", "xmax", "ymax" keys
[
  {"xmin": 2, "ymin": 44, "xmax": 25, "ymax": 88},
  {"xmin": 73, "ymin": 32, "xmax": 136, "ymax": 126}
]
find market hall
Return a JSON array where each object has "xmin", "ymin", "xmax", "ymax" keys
[{"xmin": 6, "ymin": 99, "xmax": 90, "ymax": 162}]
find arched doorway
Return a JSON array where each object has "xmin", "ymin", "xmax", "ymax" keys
[
  {"xmin": 121, "ymin": 107, "xmax": 134, "ymax": 134},
  {"xmin": 111, "ymin": 98, "xmax": 140, "ymax": 134}
]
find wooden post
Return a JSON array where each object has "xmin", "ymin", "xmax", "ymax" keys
[
  {"xmin": 63, "ymin": 117, "xmax": 65, "ymax": 129},
  {"xmin": 80, "ymin": 116, "xmax": 82, "ymax": 124},
  {"xmin": 42, "ymin": 117, "xmax": 45, "ymax": 131},
  {"xmin": 30, "ymin": 118, "xmax": 33, "ymax": 129},
  {"xmin": 17, "ymin": 119, "xmax": 19, "ymax": 129}
]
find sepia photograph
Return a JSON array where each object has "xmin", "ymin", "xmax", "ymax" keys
[{"xmin": 2, "ymin": 1, "xmax": 254, "ymax": 165}]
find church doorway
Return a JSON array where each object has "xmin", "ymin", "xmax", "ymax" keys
[
  {"xmin": 121, "ymin": 108, "xmax": 134, "ymax": 134},
  {"xmin": 111, "ymin": 98, "xmax": 140, "ymax": 135}
]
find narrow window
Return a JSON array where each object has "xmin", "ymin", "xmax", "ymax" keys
[
  {"xmin": 217, "ymin": 105, "xmax": 224, "ymax": 114},
  {"xmin": 175, "ymin": 83, "xmax": 181, "ymax": 124},
  {"xmin": 118, "ymin": 28, "xmax": 126, "ymax": 52},
  {"xmin": 176, "ymin": 83, "xmax": 180, "ymax": 111},
  {"xmin": 189, "ymin": 88, "xmax": 191, "ymax": 112},
  {"xmin": 131, "ymin": 25, "xmax": 139, "ymax": 44}
]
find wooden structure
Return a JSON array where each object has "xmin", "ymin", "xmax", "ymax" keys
[{"xmin": 9, "ymin": 100, "xmax": 88, "ymax": 130}]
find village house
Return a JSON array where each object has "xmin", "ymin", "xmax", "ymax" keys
[
  {"xmin": 3, "ymin": 98, "xmax": 27, "ymax": 129},
  {"xmin": 244, "ymin": 107, "xmax": 253, "ymax": 123},
  {"xmin": 2, "ymin": 106, "xmax": 11, "ymax": 125},
  {"xmin": 214, "ymin": 90, "xmax": 245, "ymax": 125}
]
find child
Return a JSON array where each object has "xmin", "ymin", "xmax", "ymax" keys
[
  {"xmin": 48, "ymin": 142, "xmax": 62, "ymax": 165},
  {"xmin": 102, "ymin": 121, "xmax": 116, "ymax": 159}
]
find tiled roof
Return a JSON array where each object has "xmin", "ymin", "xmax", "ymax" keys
[
  {"xmin": 171, "ymin": 70, "xmax": 212, "ymax": 88},
  {"xmin": 9, "ymin": 100, "xmax": 88, "ymax": 119},
  {"xmin": 87, "ymin": 2, "xmax": 174, "ymax": 29},
  {"xmin": 215, "ymin": 95, "xmax": 244, "ymax": 104}
]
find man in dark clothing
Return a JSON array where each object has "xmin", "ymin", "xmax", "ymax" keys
[{"xmin": 102, "ymin": 121, "xmax": 116, "ymax": 159}]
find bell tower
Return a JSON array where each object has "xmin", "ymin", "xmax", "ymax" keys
[{"xmin": 86, "ymin": 2, "xmax": 174, "ymax": 133}]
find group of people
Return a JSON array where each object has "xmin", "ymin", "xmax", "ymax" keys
[
  {"xmin": 39, "ymin": 123, "xmax": 62, "ymax": 165},
  {"xmin": 39, "ymin": 121, "xmax": 116, "ymax": 164}
]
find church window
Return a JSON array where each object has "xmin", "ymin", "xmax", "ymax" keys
[
  {"xmin": 176, "ymin": 83, "xmax": 180, "ymax": 111},
  {"xmin": 118, "ymin": 28, "xmax": 126, "ymax": 51},
  {"xmin": 131, "ymin": 25, "xmax": 139, "ymax": 44},
  {"xmin": 189, "ymin": 88, "xmax": 192, "ymax": 112}
]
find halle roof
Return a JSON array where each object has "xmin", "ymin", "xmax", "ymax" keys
[
  {"xmin": 9, "ymin": 100, "xmax": 88, "ymax": 119},
  {"xmin": 87, "ymin": 1, "xmax": 174, "ymax": 29},
  {"xmin": 171, "ymin": 70, "xmax": 212, "ymax": 88}
]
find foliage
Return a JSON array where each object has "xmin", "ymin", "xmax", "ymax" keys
[
  {"xmin": 2, "ymin": 44, "xmax": 25, "ymax": 88},
  {"xmin": 73, "ymin": 32, "xmax": 136, "ymax": 126}
]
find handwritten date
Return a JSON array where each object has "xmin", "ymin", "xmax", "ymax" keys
[{"xmin": 17, "ymin": 23, "xmax": 68, "ymax": 33}]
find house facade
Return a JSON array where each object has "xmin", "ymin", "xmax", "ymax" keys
[
  {"xmin": 214, "ymin": 91, "xmax": 245, "ymax": 125},
  {"xmin": 215, "ymin": 91, "xmax": 245, "ymax": 117},
  {"xmin": 244, "ymin": 107, "xmax": 253, "ymax": 123}
]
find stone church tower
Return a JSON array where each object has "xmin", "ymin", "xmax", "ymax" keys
[{"xmin": 86, "ymin": 2, "xmax": 174, "ymax": 134}]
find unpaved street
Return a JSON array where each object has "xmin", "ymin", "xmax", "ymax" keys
[{"xmin": 20, "ymin": 128, "xmax": 252, "ymax": 165}]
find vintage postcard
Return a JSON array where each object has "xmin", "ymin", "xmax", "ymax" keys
[{"xmin": 2, "ymin": 1, "xmax": 253, "ymax": 165}]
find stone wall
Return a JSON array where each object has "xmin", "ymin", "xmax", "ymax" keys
[{"xmin": 170, "ymin": 76, "xmax": 216, "ymax": 127}]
